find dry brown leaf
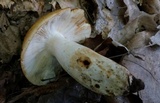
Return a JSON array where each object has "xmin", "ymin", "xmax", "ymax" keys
[
  {"xmin": 104, "ymin": 96, "xmax": 130, "ymax": 103},
  {"xmin": 150, "ymin": 28, "xmax": 160, "ymax": 45},
  {"xmin": 82, "ymin": 35, "xmax": 103, "ymax": 50},
  {"xmin": 0, "ymin": 0, "xmax": 45, "ymax": 15},
  {"xmin": 140, "ymin": 0, "xmax": 160, "ymax": 14},
  {"xmin": 12, "ymin": 0, "xmax": 44, "ymax": 15},
  {"xmin": 49, "ymin": 0, "xmax": 80, "ymax": 9},
  {"xmin": 0, "ymin": 71, "xmax": 15, "ymax": 103},
  {"xmin": 7, "ymin": 77, "xmax": 70, "ymax": 103},
  {"xmin": 92, "ymin": 0, "xmax": 118, "ymax": 38},
  {"xmin": 109, "ymin": 12, "xmax": 158, "ymax": 45},
  {"xmin": 37, "ymin": 81, "xmax": 101, "ymax": 103},
  {"xmin": 123, "ymin": 0, "xmax": 141, "ymax": 21},
  {"xmin": 121, "ymin": 31, "xmax": 160, "ymax": 103},
  {"xmin": 0, "ymin": 13, "xmax": 21, "ymax": 63},
  {"xmin": 133, "ymin": 0, "xmax": 143, "ymax": 6},
  {"xmin": 0, "ymin": 0, "xmax": 14, "ymax": 9},
  {"xmin": 8, "ymin": 77, "xmax": 101, "ymax": 103},
  {"xmin": 107, "ymin": 0, "xmax": 159, "ymax": 48},
  {"xmin": 0, "ymin": 13, "xmax": 10, "ymax": 33}
]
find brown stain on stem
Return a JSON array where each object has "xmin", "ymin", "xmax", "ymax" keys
[
  {"xmin": 70, "ymin": 48, "xmax": 93, "ymax": 71},
  {"xmin": 76, "ymin": 56, "xmax": 91, "ymax": 69}
]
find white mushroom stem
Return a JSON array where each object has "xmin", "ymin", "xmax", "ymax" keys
[{"xmin": 47, "ymin": 32, "xmax": 132, "ymax": 96}]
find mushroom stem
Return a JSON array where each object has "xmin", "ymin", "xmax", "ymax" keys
[{"xmin": 47, "ymin": 33, "xmax": 143, "ymax": 96}]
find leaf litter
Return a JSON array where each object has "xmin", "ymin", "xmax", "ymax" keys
[{"xmin": 0, "ymin": 0, "xmax": 160, "ymax": 103}]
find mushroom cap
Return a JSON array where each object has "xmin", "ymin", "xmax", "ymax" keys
[{"xmin": 21, "ymin": 8, "xmax": 91, "ymax": 85}]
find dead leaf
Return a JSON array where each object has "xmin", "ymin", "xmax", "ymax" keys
[
  {"xmin": 94, "ymin": 38, "xmax": 128, "ymax": 62},
  {"xmin": 0, "ymin": 0, "xmax": 14, "ymax": 9},
  {"xmin": 150, "ymin": 27, "xmax": 160, "ymax": 45},
  {"xmin": 123, "ymin": 0, "xmax": 141, "ymax": 21},
  {"xmin": 82, "ymin": 35, "xmax": 103, "ymax": 50},
  {"xmin": 104, "ymin": 93, "xmax": 143, "ymax": 103},
  {"xmin": 0, "ymin": 71, "xmax": 15, "ymax": 103},
  {"xmin": 8, "ymin": 77, "xmax": 101, "ymax": 103},
  {"xmin": 121, "ymin": 31, "xmax": 160, "ymax": 103},
  {"xmin": 37, "ymin": 80, "xmax": 101, "ymax": 103},
  {"xmin": 0, "ymin": 19, "xmax": 21, "ymax": 63},
  {"xmin": 7, "ymin": 77, "xmax": 70, "ymax": 103},
  {"xmin": 133, "ymin": 0, "xmax": 143, "ymax": 6},
  {"xmin": 50, "ymin": 0, "xmax": 80, "ymax": 9},
  {"xmin": 104, "ymin": 96, "xmax": 130, "ymax": 103},
  {"xmin": 92, "ymin": 0, "xmax": 116, "ymax": 38},
  {"xmin": 12, "ymin": 0, "xmax": 44, "ymax": 15},
  {"xmin": 0, "ymin": 13, "xmax": 10, "ymax": 33},
  {"xmin": 109, "ymin": 12, "xmax": 158, "ymax": 45},
  {"xmin": 126, "ymin": 31, "xmax": 154, "ymax": 49},
  {"xmin": 140, "ymin": 0, "xmax": 160, "ymax": 14}
]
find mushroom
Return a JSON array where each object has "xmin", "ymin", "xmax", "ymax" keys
[{"xmin": 21, "ymin": 8, "xmax": 144, "ymax": 96}]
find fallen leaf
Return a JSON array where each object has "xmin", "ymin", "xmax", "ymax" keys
[
  {"xmin": 82, "ymin": 35, "xmax": 103, "ymax": 50},
  {"xmin": 123, "ymin": 0, "xmax": 141, "ymax": 21},
  {"xmin": 109, "ymin": 12, "xmax": 158, "ymax": 45},
  {"xmin": 12, "ymin": 0, "xmax": 44, "ymax": 15},
  {"xmin": 0, "ymin": 13, "xmax": 10, "ymax": 33},
  {"xmin": 121, "ymin": 31, "xmax": 160, "ymax": 103},
  {"xmin": 108, "ymin": 0, "xmax": 158, "ymax": 45},
  {"xmin": 140, "ymin": 0, "xmax": 160, "ymax": 14},
  {"xmin": 50, "ymin": 0, "xmax": 80, "ymax": 9},
  {"xmin": 133, "ymin": 0, "xmax": 143, "ymax": 6},
  {"xmin": 8, "ymin": 77, "xmax": 101, "ymax": 103},
  {"xmin": 0, "ymin": 0, "xmax": 14, "ymax": 9},
  {"xmin": 37, "ymin": 79, "xmax": 101, "ymax": 103},
  {"xmin": 94, "ymin": 38, "xmax": 128, "ymax": 62},
  {"xmin": 0, "ymin": 71, "xmax": 15, "ymax": 103},
  {"xmin": 92, "ymin": 0, "xmax": 116, "ymax": 38},
  {"xmin": 0, "ymin": 21, "xmax": 21, "ymax": 63},
  {"xmin": 104, "ymin": 96, "xmax": 130, "ymax": 103},
  {"xmin": 150, "ymin": 27, "xmax": 160, "ymax": 45}
]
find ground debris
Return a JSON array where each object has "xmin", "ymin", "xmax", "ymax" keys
[{"xmin": 0, "ymin": 0, "xmax": 159, "ymax": 103}]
